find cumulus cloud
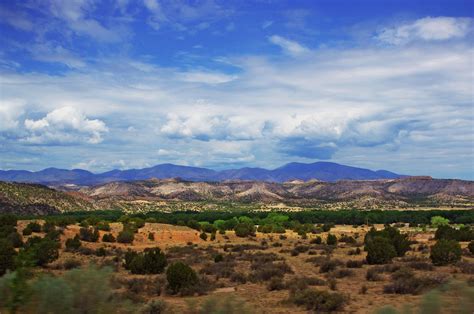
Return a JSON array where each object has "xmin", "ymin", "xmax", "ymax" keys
[
  {"xmin": 269, "ymin": 35, "xmax": 309, "ymax": 56},
  {"xmin": 377, "ymin": 17, "xmax": 472, "ymax": 45},
  {"xmin": 160, "ymin": 113, "xmax": 264, "ymax": 141},
  {"xmin": 0, "ymin": 100, "xmax": 24, "ymax": 131},
  {"xmin": 23, "ymin": 107, "xmax": 108, "ymax": 145}
]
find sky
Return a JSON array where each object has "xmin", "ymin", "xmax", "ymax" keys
[{"xmin": 0, "ymin": 0, "xmax": 473, "ymax": 179}]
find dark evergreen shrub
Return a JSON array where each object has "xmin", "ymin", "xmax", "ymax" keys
[{"xmin": 430, "ymin": 239, "xmax": 462, "ymax": 266}]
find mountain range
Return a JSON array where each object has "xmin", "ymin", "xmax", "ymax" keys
[{"xmin": 0, "ymin": 162, "xmax": 403, "ymax": 185}]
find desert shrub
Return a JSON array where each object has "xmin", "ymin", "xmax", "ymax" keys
[
  {"xmin": 360, "ymin": 285, "xmax": 368, "ymax": 294},
  {"xmin": 77, "ymin": 246, "xmax": 95, "ymax": 256},
  {"xmin": 148, "ymin": 232, "xmax": 155, "ymax": 241},
  {"xmin": 97, "ymin": 222, "xmax": 111, "ymax": 231},
  {"xmin": 234, "ymin": 223, "xmax": 255, "ymax": 238},
  {"xmin": 407, "ymin": 261, "xmax": 434, "ymax": 271},
  {"xmin": 22, "ymin": 227, "xmax": 32, "ymax": 236},
  {"xmin": 286, "ymin": 276, "xmax": 326, "ymax": 293},
  {"xmin": 293, "ymin": 245, "xmax": 310, "ymax": 253},
  {"xmin": 290, "ymin": 288, "xmax": 345, "ymax": 312},
  {"xmin": 42, "ymin": 222, "xmax": 56, "ymax": 234},
  {"xmin": 126, "ymin": 248, "xmax": 167, "ymax": 274},
  {"xmin": 346, "ymin": 260, "xmax": 364, "ymax": 268},
  {"xmin": 102, "ymin": 233, "xmax": 116, "ymax": 243},
  {"xmin": 331, "ymin": 268, "xmax": 353, "ymax": 278},
  {"xmin": 468, "ymin": 240, "xmax": 474, "ymax": 254},
  {"xmin": 214, "ymin": 254, "xmax": 224, "ymax": 263},
  {"xmin": 79, "ymin": 227, "xmax": 99, "ymax": 242},
  {"xmin": 456, "ymin": 261, "xmax": 474, "ymax": 274},
  {"xmin": 366, "ymin": 267, "xmax": 383, "ymax": 281},
  {"xmin": 251, "ymin": 262, "xmax": 293, "ymax": 282},
  {"xmin": 310, "ymin": 236, "xmax": 322, "ymax": 244},
  {"xmin": 166, "ymin": 262, "xmax": 198, "ymax": 295},
  {"xmin": 141, "ymin": 299, "xmax": 167, "ymax": 314},
  {"xmin": 200, "ymin": 261, "xmax": 235, "ymax": 278},
  {"xmin": 65, "ymin": 235, "xmax": 81, "ymax": 251},
  {"xmin": 382, "ymin": 268, "xmax": 448, "ymax": 295},
  {"xmin": 326, "ymin": 234, "xmax": 337, "ymax": 245},
  {"xmin": 230, "ymin": 272, "xmax": 247, "ymax": 284},
  {"xmin": 279, "ymin": 234, "xmax": 287, "ymax": 240},
  {"xmin": 267, "ymin": 276, "xmax": 286, "ymax": 291},
  {"xmin": 26, "ymin": 222, "xmax": 42, "ymax": 233},
  {"xmin": 339, "ymin": 235, "xmax": 356, "ymax": 244},
  {"xmin": 366, "ymin": 237, "xmax": 397, "ymax": 264},
  {"xmin": 319, "ymin": 259, "xmax": 343, "ymax": 273},
  {"xmin": 199, "ymin": 232, "xmax": 208, "ymax": 241},
  {"xmin": 190, "ymin": 295, "xmax": 251, "ymax": 314},
  {"xmin": 63, "ymin": 258, "xmax": 82, "ymax": 270},
  {"xmin": 348, "ymin": 247, "xmax": 361, "ymax": 255},
  {"xmin": 117, "ymin": 230, "xmax": 134, "ymax": 244},
  {"xmin": 430, "ymin": 239, "xmax": 462, "ymax": 266},
  {"xmin": 0, "ymin": 239, "xmax": 16, "ymax": 276},
  {"xmin": 322, "ymin": 223, "xmax": 334, "ymax": 232}
]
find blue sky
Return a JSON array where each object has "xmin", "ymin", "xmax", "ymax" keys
[{"xmin": 0, "ymin": 0, "xmax": 473, "ymax": 179}]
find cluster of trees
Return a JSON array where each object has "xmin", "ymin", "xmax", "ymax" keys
[
  {"xmin": 0, "ymin": 215, "xmax": 61, "ymax": 277},
  {"xmin": 28, "ymin": 209, "xmax": 473, "ymax": 229},
  {"xmin": 364, "ymin": 226, "xmax": 410, "ymax": 264},
  {"xmin": 124, "ymin": 248, "xmax": 167, "ymax": 275}
]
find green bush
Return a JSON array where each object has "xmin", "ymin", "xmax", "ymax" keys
[
  {"xmin": 435, "ymin": 225, "xmax": 474, "ymax": 242},
  {"xmin": 102, "ymin": 233, "xmax": 116, "ymax": 243},
  {"xmin": 141, "ymin": 299, "xmax": 167, "ymax": 314},
  {"xmin": 326, "ymin": 234, "xmax": 337, "ymax": 245},
  {"xmin": 79, "ymin": 227, "xmax": 99, "ymax": 242},
  {"xmin": 117, "ymin": 230, "xmax": 134, "ymax": 244},
  {"xmin": 65, "ymin": 235, "xmax": 82, "ymax": 251},
  {"xmin": 290, "ymin": 288, "xmax": 345, "ymax": 312},
  {"xmin": 125, "ymin": 248, "xmax": 167, "ymax": 274},
  {"xmin": 96, "ymin": 222, "xmax": 111, "ymax": 231},
  {"xmin": 7, "ymin": 232, "xmax": 23, "ymax": 248},
  {"xmin": 0, "ymin": 239, "xmax": 16, "ymax": 276},
  {"xmin": 199, "ymin": 232, "xmax": 208, "ymax": 241},
  {"xmin": 166, "ymin": 262, "xmax": 198, "ymax": 294},
  {"xmin": 214, "ymin": 254, "xmax": 224, "ymax": 263},
  {"xmin": 18, "ymin": 236, "xmax": 59, "ymax": 267},
  {"xmin": 26, "ymin": 222, "xmax": 42, "ymax": 233},
  {"xmin": 468, "ymin": 240, "xmax": 474, "ymax": 254},
  {"xmin": 366, "ymin": 237, "xmax": 397, "ymax": 264},
  {"xmin": 364, "ymin": 226, "xmax": 410, "ymax": 257},
  {"xmin": 430, "ymin": 239, "xmax": 462, "ymax": 266},
  {"xmin": 234, "ymin": 223, "xmax": 255, "ymax": 238}
]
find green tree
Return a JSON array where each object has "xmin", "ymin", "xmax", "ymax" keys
[
  {"xmin": 326, "ymin": 234, "xmax": 337, "ymax": 245},
  {"xmin": 431, "ymin": 216, "xmax": 450, "ymax": 228},
  {"xmin": 166, "ymin": 262, "xmax": 198, "ymax": 294},
  {"xmin": 0, "ymin": 239, "xmax": 16, "ymax": 276},
  {"xmin": 366, "ymin": 237, "xmax": 397, "ymax": 264},
  {"xmin": 430, "ymin": 239, "xmax": 462, "ymax": 266}
]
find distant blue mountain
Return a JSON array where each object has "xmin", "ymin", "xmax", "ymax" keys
[{"xmin": 0, "ymin": 162, "xmax": 403, "ymax": 185}]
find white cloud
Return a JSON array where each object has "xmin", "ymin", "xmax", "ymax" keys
[
  {"xmin": 160, "ymin": 112, "xmax": 264, "ymax": 141},
  {"xmin": 0, "ymin": 99, "xmax": 24, "ymax": 131},
  {"xmin": 23, "ymin": 107, "xmax": 108, "ymax": 144},
  {"xmin": 377, "ymin": 17, "xmax": 472, "ymax": 45},
  {"xmin": 269, "ymin": 35, "xmax": 309, "ymax": 56},
  {"xmin": 178, "ymin": 71, "xmax": 236, "ymax": 84}
]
